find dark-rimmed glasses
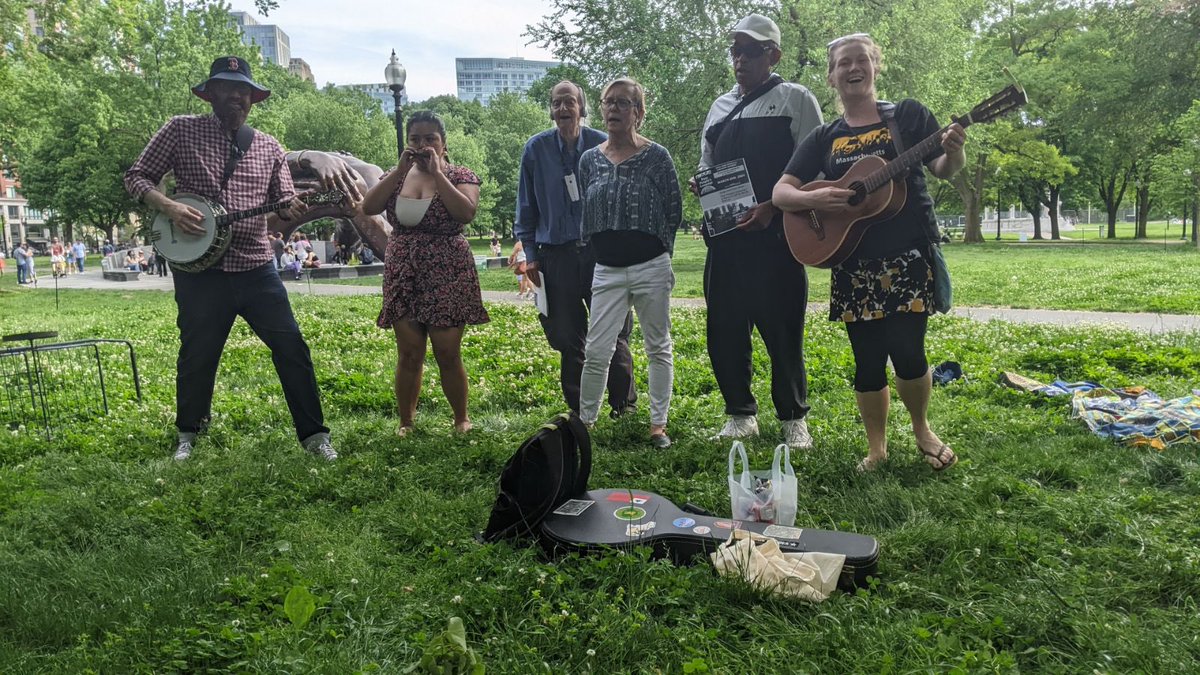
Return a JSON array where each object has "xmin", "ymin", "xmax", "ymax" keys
[{"xmin": 601, "ymin": 98, "xmax": 637, "ymax": 111}]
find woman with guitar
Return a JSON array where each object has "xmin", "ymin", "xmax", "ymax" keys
[{"xmin": 772, "ymin": 34, "xmax": 965, "ymax": 472}]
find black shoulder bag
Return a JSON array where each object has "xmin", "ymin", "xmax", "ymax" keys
[
  {"xmin": 880, "ymin": 102, "xmax": 951, "ymax": 314},
  {"xmin": 219, "ymin": 125, "xmax": 255, "ymax": 195},
  {"xmin": 703, "ymin": 74, "xmax": 786, "ymax": 148}
]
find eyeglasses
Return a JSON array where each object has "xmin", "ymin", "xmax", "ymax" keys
[
  {"xmin": 601, "ymin": 98, "xmax": 637, "ymax": 111},
  {"xmin": 729, "ymin": 43, "xmax": 773, "ymax": 60},
  {"xmin": 827, "ymin": 33, "xmax": 871, "ymax": 49},
  {"xmin": 550, "ymin": 97, "xmax": 578, "ymax": 109}
]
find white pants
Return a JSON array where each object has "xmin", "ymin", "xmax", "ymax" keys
[{"xmin": 579, "ymin": 252, "xmax": 674, "ymax": 427}]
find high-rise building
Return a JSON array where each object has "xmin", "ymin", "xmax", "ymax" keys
[
  {"xmin": 456, "ymin": 57, "xmax": 560, "ymax": 105},
  {"xmin": 288, "ymin": 57, "xmax": 314, "ymax": 83},
  {"xmin": 335, "ymin": 83, "xmax": 408, "ymax": 116},
  {"xmin": 229, "ymin": 10, "xmax": 291, "ymax": 66}
]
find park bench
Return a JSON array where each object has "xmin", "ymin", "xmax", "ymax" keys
[{"xmin": 103, "ymin": 269, "xmax": 141, "ymax": 282}]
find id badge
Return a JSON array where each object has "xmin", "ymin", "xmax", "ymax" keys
[{"xmin": 564, "ymin": 173, "xmax": 580, "ymax": 202}]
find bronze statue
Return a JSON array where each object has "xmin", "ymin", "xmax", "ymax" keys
[{"xmin": 277, "ymin": 150, "xmax": 391, "ymax": 259}]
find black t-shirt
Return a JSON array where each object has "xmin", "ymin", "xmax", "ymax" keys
[{"xmin": 784, "ymin": 99, "xmax": 943, "ymax": 261}]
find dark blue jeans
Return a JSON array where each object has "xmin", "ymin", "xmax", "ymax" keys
[{"xmin": 172, "ymin": 262, "xmax": 327, "ymax": 441}]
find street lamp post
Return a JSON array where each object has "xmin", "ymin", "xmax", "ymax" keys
[{"xmin": 384, "ymin": 50, "xmax": 407, "ymax": 165}]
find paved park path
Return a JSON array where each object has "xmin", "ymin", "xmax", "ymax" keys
[{"xmin": 22, "ymin": 266, "xmax": 1200, "ymax": 334}]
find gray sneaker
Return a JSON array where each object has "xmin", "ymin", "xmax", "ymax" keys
[
  {"xmin": 304, "ymin": 434, "xmax": 338, "ymax": 461},
  {"xmin": 709, "ymin": 415, "xmax": 759, "ymax": 441},
  {"xmin": 782, "ymin": 418, "xmax": 814, "ymax": 449},
  {"xmin": 173, "ymin": 440, "xmax": 193, "ymax": 462}
]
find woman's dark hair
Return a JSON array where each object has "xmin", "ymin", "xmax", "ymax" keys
[{"xmin": 407, "ymin": 110, "xmax": 446, "ymax": 142}]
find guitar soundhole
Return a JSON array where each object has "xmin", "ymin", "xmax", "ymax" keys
[{"xmin": 847, "ymin": 181, "xmax": 866, "ymax": 206}]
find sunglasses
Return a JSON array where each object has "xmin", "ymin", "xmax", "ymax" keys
[
  {"xmin": 826, "ymin": 32, "xmax": 871, "ymax": 49},
  {"xmin": 729, "ymin": 43, "xmax": 773, "ymax": 60}
]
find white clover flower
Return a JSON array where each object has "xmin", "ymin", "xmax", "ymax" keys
[
  {"xmin": 155, "ymin": 478, "xmax": 165, "ymax": 486},
  {"xmin": 351, "ymin": 578, "xmax": 359, "ymax": 585},
  {"xmin": 260, "ymin": 573, "xmax": 269, "ymax": 579},
  {"xmin": 451, "ymin": 595, "xmax": 463, "ymax": 604},
  {"xmin": 587, "ymin": 649, "xmax": 596, "ymax": 657}
]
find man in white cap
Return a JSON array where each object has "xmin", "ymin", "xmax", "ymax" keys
[
  {"xmin": 695, "ymin": 14, "xmax": 824, "ymax": 448},
  {"xmin": 125, "ymin": 56, "xmax": 337, "ymax": 462}
]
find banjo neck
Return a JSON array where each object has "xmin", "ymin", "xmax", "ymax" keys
[
  {"xmin": 214, "ymin": 198, "xmax": 299, "ymax": 227},
  {"xmin": 212, "ymin": 190, "xmax": 343, "ymax": 227}
]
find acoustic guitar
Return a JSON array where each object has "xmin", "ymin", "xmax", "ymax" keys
[
  {"xmin": 147, "ymin": 190, "xmax": 344, "ymax": 273},
  {"xmin": 782, "ymin": 85, "xmax": 1027, "ymax": 268}
]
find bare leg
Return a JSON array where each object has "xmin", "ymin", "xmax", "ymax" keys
[
  {"xmin": 392, "ymin": 319, "xmax": 428, "ymax": 433},
  {"xmin": 855, "ymin": 387, "xmax": 890, "ymax": 469},
  {"xmin": 428, "ymin": 325, "xmax": 471, "ymax": 432},
  {"xmin": 895, "ymin": 368, "xmax": 952, "ymax": 466}
]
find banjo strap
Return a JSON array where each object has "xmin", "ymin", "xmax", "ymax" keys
[{"xmin": 219, "ymin": 125, "xmax": 255, "ymax": 195}]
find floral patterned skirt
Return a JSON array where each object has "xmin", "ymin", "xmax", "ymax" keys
[
  {"xmin": 829, "ymin": 248, "xmax": 933, "ymax": 322},
  {"xmin": 377, "ymin": 232, "xmax": 490, "ymax": 329}
]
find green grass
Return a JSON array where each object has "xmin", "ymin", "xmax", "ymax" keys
[
  {"xmin": 294, "ymin": 234, "xmax": 1200, "ymax": 314},
  {"xmin": 1, "ymin": 288, "xmax": 1199, "ymax": 672}
]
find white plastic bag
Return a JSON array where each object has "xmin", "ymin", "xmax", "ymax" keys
[
  {"xmin": 727, "ymin": 442, "xmax": 798, "ymax": 526},
  {"xmin": 727, "ymin": 441, "xmax": 763, "ymax": 521},
  {"xmin": 770, "ymin": 443, "xmax": 798, "ymax": 527}
]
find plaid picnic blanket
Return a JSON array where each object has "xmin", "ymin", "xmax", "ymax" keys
[{"xmin": 1002, "ymin": 375, "xmax": 1200, "ymax": 449}]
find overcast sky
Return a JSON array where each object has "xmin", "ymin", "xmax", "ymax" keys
[{"xmin": 235, "ymin": 0, "xmax": 561, "ymax": 100}]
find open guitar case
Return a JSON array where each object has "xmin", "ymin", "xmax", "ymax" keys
[{"xmin": 504, "ymin": 415, "xmax": 879, "ymax": 590}]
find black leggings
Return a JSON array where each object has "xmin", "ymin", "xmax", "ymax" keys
[{"xmin": 845, "ymin": 312, "xmax": 929, "ymax": 392}]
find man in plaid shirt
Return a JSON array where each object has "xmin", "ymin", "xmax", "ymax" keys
[{"xmin": 125, "ymin": 56, "xmax": 337, "ymax": 462}]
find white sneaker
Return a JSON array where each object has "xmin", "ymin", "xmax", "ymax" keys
[
  {"xmin": 173, "ymin": 441, "xmax": 193, "ymax": 461},
  {"xmin": 304, "ymin": 435, "xmax": 338, "ymax": 461},
  {"xmin": 782, "ymin": 418, "xmax": 814, "ymax": 449},
  {"xmin": 709, "ymin": 415, "xmax": 759, "ymax": 441}
]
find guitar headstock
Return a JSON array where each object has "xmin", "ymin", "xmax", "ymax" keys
[{"xmin": 960, "ymin": 84, "xmax": 1028, "ymax": 128}]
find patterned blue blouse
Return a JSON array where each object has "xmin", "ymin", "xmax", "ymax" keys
[{"xmin": 578, "ymin": 142, "xmax": 683, "ymax": 255}]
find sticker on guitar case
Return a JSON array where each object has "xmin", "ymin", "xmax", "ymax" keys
[
  {"xmin": 553, "ymin": 499, "xmax": 595, "ymax": 516},
  {"xmin": 692, "ymin": 526, "xmax": 712, "ymax": 535},
  {"xmin": 607, "ymin": 493, "xmax": 651, "ymax": 505},
  {"xmin": 713, "ymin": 520, "xmax": 742, "ymax": 530},
  {"xmin": 762, "ymin": 524, "xmax": 804, "ymax": 540},
  {"xmin": 672, "ymin": 517, "xmax": 696, "ymax": 529},
  {"xmin": 613, "ymin": 506, "xmax": 647, "ymax": 521},
  {"xmin": 625, "ymin": 521, "xmax": 656, "ymax": 537}
]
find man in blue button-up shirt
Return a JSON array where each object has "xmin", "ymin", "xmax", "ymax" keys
[{"xmin": 515, "ymin": 80, "xmax": 636, "ymax": 416}]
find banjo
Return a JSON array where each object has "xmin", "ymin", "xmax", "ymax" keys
[{"xmin": 147, "ymin": 190, "xmax": 344, "ymax": 273}]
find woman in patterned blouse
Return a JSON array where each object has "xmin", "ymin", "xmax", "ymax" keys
[{"xmin": 577, "ymin": 77, "xmax": 683, "ymax": 448}]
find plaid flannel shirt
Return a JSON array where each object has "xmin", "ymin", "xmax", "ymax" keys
[{"xmin": 125, "ymin": 114, "xmax": 294, "ymax": 271}]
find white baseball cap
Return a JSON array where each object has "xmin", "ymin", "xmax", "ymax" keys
[{"xmin": 729, "ymin": 14, "xmax": 781, "ymax": 44}]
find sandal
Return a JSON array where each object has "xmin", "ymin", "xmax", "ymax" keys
[{"xmin": 918, "ymin": 442, "xmax": 957, "ymax": 471}]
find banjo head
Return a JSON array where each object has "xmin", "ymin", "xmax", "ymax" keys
[{"xmin": 150, "ymin": 193, "xmax": 225, "ymax": 263}]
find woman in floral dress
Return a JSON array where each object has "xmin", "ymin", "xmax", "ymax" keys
[{"xmin": 363, "ymin": 111, "xmax": 489, "ymax": 435}]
